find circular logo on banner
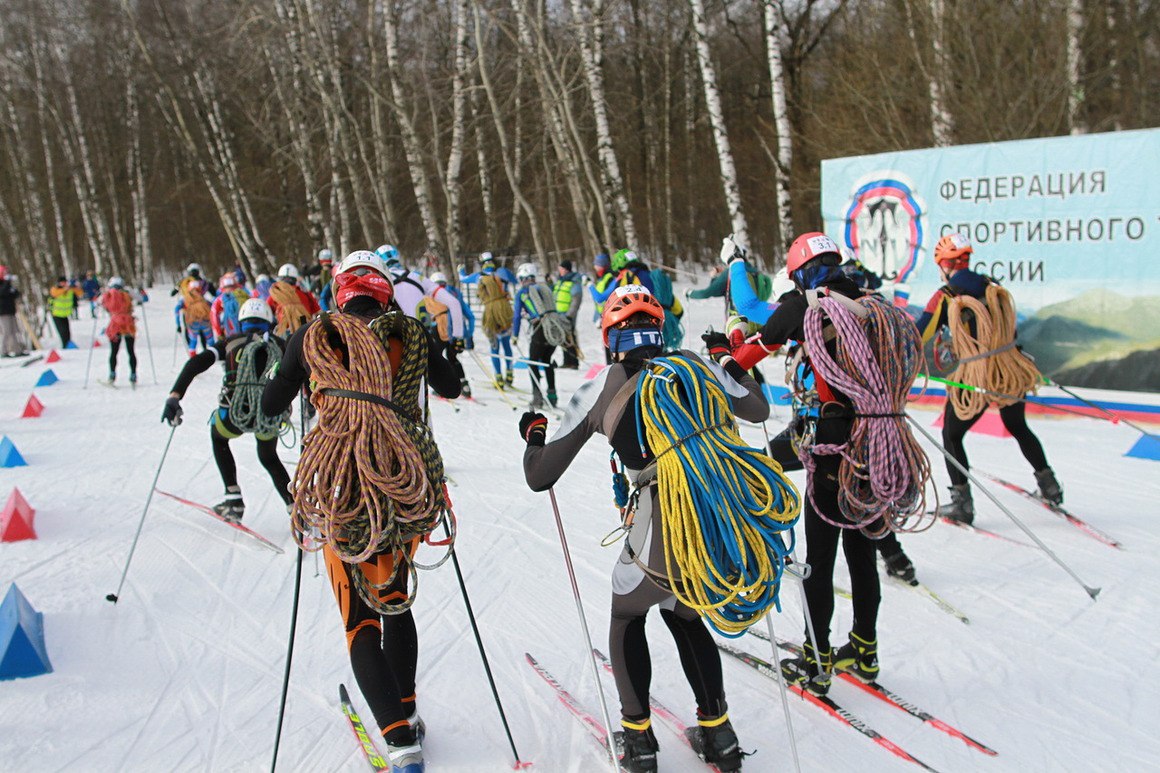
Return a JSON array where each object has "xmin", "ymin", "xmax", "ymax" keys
[{"xmin": 842, "ymin": 171, "xmax": 926, "ymax": 283}]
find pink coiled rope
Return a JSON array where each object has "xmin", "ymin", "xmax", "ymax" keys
[{"xmin": 799, "ymin": 295, "xmax": 933, "ymax": 536}]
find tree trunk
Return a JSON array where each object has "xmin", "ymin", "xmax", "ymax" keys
[
  {"xmin": 444, "ymin": 0, "xmax": 470, "ymax": 263},
  {"xmin": 1067, "ymin": 0, "xmax": 1087, "ymax": 134},
  {"xmin": 761, "ymin": 1, "xmax": 794, "ymax": 252}
]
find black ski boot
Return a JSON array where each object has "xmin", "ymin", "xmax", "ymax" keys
[
  {"xmin": 547, "ymin": 390, "xmax": 558, "ymax": 408},
  {"xmin": 685, "ymin": 714, "xmax": 743, "ymax": 772},
  {"xmin": 881, "ymin": 547, "xmax": 916, "ymax": 585},
  {"xmin": 936, "ymin": 483, "xmax": 974, "ymax": 525},
  {"xmin": 460, "ymin": 378, "xmax": 472, "ymax": 398},
  {"xmin": 833, "ymin": 632, "xmax": 879, "ymax": 683},
  {"xmin": 614, "ymin": 718, "xmax": 658, "ymax": 773},
  {"xmin": 213, "ymin": 487, "xmax": 245, "ymax": 523},
  {"xmin": 129, "ymin": 371, "xmax": 138, "ymax": 388},
  {"xmin": 781, "ymin": 641, "xmax": 832, "ymax": 696},
  {"xmin": 1034, "ymin": 467, "xmax": 1063, "ymax": 506}
]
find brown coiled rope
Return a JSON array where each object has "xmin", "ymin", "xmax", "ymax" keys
[
  {"xmin": 948, "ymin": 283, "xmax": 1042, "ymax": 420},
  {"xmin": 291, "ymin": 311, "xmax": 447, "ymax": 614}
]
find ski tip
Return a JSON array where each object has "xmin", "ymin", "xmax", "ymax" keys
[
  {"xmin": 511, "ymin": 762, "xmax": 535, "ymax": 770},
  {"xmin": 339, "ymin": 683, "xmax": 351, "ymax": 702}
]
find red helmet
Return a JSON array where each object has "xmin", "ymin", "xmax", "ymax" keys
[
  {"xmin": 786, "ymin": 232, "xmax": 842, "ymax": 275},
  {"xmin": 601, "ymin": 285, "xmax": 664, "ymax": 346},
  {"xmin": 934, "ymin": 232, "xmax": 972, "ymax": 267}
]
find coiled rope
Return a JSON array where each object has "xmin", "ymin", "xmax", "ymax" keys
[
  {"xmin": 948, "ymin": 283, "xmax": 1042, "ymax": 420},
  {"xmin": 292, "ymin": 311, "xmax": 448, "ymax": 614},
  {"xmin": 802, "ymin": 295, "xmax": 932, "ymax": 536},
  {"xmin": 635, "ymin": 354, "xmax": 800, "ymax": 637},
  {"xmin": 228, "ymin": 337, "xmax": 288, "ymax": 438}
]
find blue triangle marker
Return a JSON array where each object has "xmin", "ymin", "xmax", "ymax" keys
[
  {"xmin": 0, "ymin": 584, "xmax": 53, "ymax": 680},
  {"xmin": 34, "ymin": 370, "xmax": 58, "ymax": 387},
  {"xmin": 64, "ymin": 340, "xmax": 78, "ymax": 350},
  {"xmin": 0, "ymin": 436, "xmax": 26, "ymax": 468},
  {"xmin": 1125, "ymin": 433, "xmax": 1160, "ymax": 462}
]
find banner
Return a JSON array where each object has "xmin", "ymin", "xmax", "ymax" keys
[{"xmin": 821, "ymin": 128, "xmax": 1160, "ymax": 391}]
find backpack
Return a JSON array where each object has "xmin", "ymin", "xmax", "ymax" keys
[
  {"xmin": 180, "ymin": 278, "xmax": 211, "ymax": 325},
  {"xmin": 269, "ymin": 281, "xmax": 310, "ymax": 336},
  {"xmin": 419, "ymin": 292, "xmax": 451, "ymax": 342},
  {"xmin": 478, "ymin": 274, "xmax": 513, "ymax": 336},
  {"xmin": 612, "ymin": 352, "xmax": 799, "ymax": 636},
  {"xmin": 220, "ymin": 289, "xmax": 243, "ymax": 337}
]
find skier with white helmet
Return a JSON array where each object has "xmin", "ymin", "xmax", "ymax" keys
[
  {"xmin": 160, "ymin": 297, "xmax": 293, "ymax": 522},
  {"xmin": 267, "ymin": 262, "xmax": 320, "ymax": 336}
]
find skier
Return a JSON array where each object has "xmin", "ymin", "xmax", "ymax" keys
[
  {"xmin": 917, "ymin": 232, "xmax": 1062, "ymax": 523},
  {"xmin": 172, "ymin": 263, "xmax": 215, "ymax": 356},
  {"xmin": 211, "ymin": 272, "xmax": 250, "ymax": 340},
  {"xmin": 267, "ymin": 263, "xmax": 320, "ymax": 336},
  {"xmin": 47, "ymin": 276, "xmax": 83, "ymax": 347},
  {"xmin": 459, "ymin": 252, "xmax": 517, "ymax": 389},
  {"xmin": 521, "ymin": 285, "xmax": 770, "ymax": 772},
  {"xmin": 512, "ymin": 263, "xmax": 565, "ymax": 408},
  {"xmin": 0, "ymin": 266, "xmax": 26, "ymax": 357},
  {"xmin": 99, "ymin": 277, "xmax": 138, "ymax": 385},
  {"xmin": 261, "ymin": 249, "xmax": 461, "ymax": 773},
  {"xmin": 423, "ymin": 271, "xmax": 472, "ymax": 397},
  {"xmin": 725, "ymin": 232, "xmax": 904, "ymax": 694},
  {"xmin": 81, "ymin": 270, "xmax": 101, "ymax": 318},
  {"xmin": 552, "ymin": 260, "xmax": 583, "ymax": 368},
  {"xmin": 379, "ymin": 246, "xmax": 430, "ymax": 320},
  {"xmin": 587, "ymin": 253, "xmax": 618, "ymax": 364},
  {"xmin": 160, "ymin": 298, "xmax": 292, "ymax": 521},
  {"xmin": 611, "ymin": 248, "xmax": 653, "ymax": 292},
  {"xmin": 314, "ymin": 249, "xmax": 336, "ymax": 310}
]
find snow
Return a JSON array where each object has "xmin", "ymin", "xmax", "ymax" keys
[{"xmin": 2, "ymin": 285, "xmax": 1158, "ymax": 772}]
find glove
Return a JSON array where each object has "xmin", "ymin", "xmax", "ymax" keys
[
  {"xmin": 451, "ymin": 338, "xmax": 466, "ymax": 354},
  {"xmin": 161, "ymin": 396, "xmax": 183, "ymax": 427},
  {"xmin": 176, "ymin": 325, "xmax": 183, "ymax": 333},
  {"xmin": 519, "ymin": 411, "xmax": 548, "ymax": 446},
  {"xmin": 456, "ymin": 263, "xmax": 466, "ymax": 276},
  {"xmin": 720, "ymin": 234, "xmax": 746, "ymax": 265},
  {"xmin": 701, "ymin": 331, "xmax": 732, "ymax": 362}
]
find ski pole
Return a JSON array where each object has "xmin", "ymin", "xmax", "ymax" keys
[
  {"xmin": 764, "ymin": 614, "xmax": 802, "ymax": 773},
  {"xmin": 919, "ymin": 373, "xmax": 1103, "ymax": 421},
  {"xmin": 905, "ymin": 414, "xmax": 1100, "ymax": 600},
  {"xmin": 82, "ymin": 313, "xmax": 99, "ymax": 389},
  {"xmin": 140, "ymin": 296, "xmax": 158, "ymax": 384},
  {"xmin": 105, "ymin": 423, "xmax": 178, "ymax": 603},
  {"xmin": 546, "ymin": 487, "xmax": 619, "ymax": 773},
  {"xmin": 441, "ymin": 486, "xmax": 530, "ymax": 768},
  {"xmin": 512, "ymin": 340, "xmax": 550, "ymax": 403},
  {"xmin": 470, "ymin": 349, "xmax": 519, "ymax": 410},
  {"xmin": 1042, "ymin": 377, "xmax": 1160, "ymax": 439},
  {"xmin": 270, "ymin": 546, "xmax": 303, "ymax": 773}
]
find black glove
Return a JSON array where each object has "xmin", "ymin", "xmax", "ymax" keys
[
  {"xmin": 519, "ymin": 411, "xmax": 548, "ymax": 446},
  {"xmin": 161, "ymin": 396, "xmax": 183, "ymax": 427},
  {"xmin": 451, "ymin": 338, "xmax": 466, "ymax": 354},
  {"xmin": 701, "ymin": 331, "xmax": 732, "ymax": 362}
]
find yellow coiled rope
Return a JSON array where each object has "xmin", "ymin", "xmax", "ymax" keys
[
  {"xmin": 948, "ymin": 283, "xmax": 1042, "ymax": 420},
  {"xmin": 636, "ymin": 354, "xmax": 799, "ymax": 637}
]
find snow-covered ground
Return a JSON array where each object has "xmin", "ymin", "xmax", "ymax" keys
[{"xmin": 2, "ymin": 283, "xmax": 1158, "ymax": 772}]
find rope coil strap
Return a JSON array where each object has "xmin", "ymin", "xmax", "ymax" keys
[
  {"xmin": 292, "ymin": 311, "xmax": 450, "ymax": 615},
  {"xmin": 633, "ymin": 353, "xmax": 801, "ymax": 637},
  {"xmin": 801, "ymin": 294, "xmax": 933, "ymax": 537}
]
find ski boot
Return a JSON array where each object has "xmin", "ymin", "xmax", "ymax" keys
[
  {"xmin": 384, "ymin": 739, "xmax": 423, "ymax": 773},
  {"xmin": 685, "ymin": 713, "xmax": 743, "ymax": 772},
  {"xmin": 493, "ymin": 374, "xmax": 505, "ymax": 390},
  {"xmin": 547, "ymin": 390, "xmax": 558, "ymax": 408},
  {"xmin": 614, "ymin": 717, "xmax": 659, "ymax": 773},
  {"xmin": 833, "ymin": 632, "xmax": 879, "ymax": 683},
  {"xmin": 129, "ymin": 371, "xmax": 138, "ymax": 388},
  {"xmin": 881, "ymin": 547, "xmax": 916, "ymax": 585},
  {"xmin": 212, "ymin": 487, "xmax": 245, "ymax": 523},
  {"xmin": 107, "ymin": 370, "xmax": 116, "ymax": 384},
  {"xmin": 936, "ymin": 483, "xmax": 974, "ymax": 525},
  {"xmin": 1034, "ymin": 467, "xmax": 1063, "ymax": 506},
  {"xmin": 504, "ymin": 370, "xmax": 514, "ymax": 388},
  {"xmin": 781, "ymin": 641, "xmax": 832, "ymax": 696},
  {"xmin": 460, "ymin": 378, "xmax": 472, "ymax": 398}
]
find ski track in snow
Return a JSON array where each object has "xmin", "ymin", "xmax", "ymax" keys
[{"xmin": 2, "ymin": 286, "xmax": 1159, "ymax": 772}]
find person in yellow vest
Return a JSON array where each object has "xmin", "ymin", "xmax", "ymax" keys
[
  {"xmin": 47, "ymin": 275, "xmax": 83, "ymax": 347},
  {"xmin": 553, "ymin": 260, "xmax": 583, "ymax": 369}
]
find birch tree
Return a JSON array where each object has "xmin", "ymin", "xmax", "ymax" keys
[
  {"xmin": 1067, "ymin": 0, "xmax": 1086, "ymax": 134},
  {"xmin": 761, "ymin": 1, "xmax": 794, "ymax": 250}
]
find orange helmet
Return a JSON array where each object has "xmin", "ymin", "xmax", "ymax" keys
[
  {"xmin": 934, "ymin": 232, "xmax": 972, "ymax": 267},
  {"xmin": 786, "ymin": 232, "xmax": 841, "ymax": 275},
  {"xmin": 601, "ymin": 285, "xmax": 664, "ymax": 346}
]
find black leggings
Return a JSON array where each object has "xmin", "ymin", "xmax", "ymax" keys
[
  {"xmin": 52, "ymin": 316, "xmax": 71, "ymax": 347},
  {"xmin": 109, "ymin": 335, "xmax": 137, "ymax": 376},
  {"xmin": 528, "ymin": 325, "xmax": 557, "ymax": 395},
  {"xmin": 941, "ymin": 400, "xmax": 1048, "ymax": 486},
  {"xmin": 209, "ymin": 419, "xmax": 292, "ymax": 503}
]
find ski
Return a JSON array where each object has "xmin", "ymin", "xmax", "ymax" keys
[
  {"xmin": 525, "ymin": 653, "xmax": 619, "ymax": 768},
  {"xmin": 716, "ymin": 642, "xmax": 940, "ymax": 772},
  {"xmin": 431, "ymin": 394, "xmax": 460, "ymax": 413},
  {"xmin": 591, "ymin": 649, "xmax": 725, "ymax": 772},
  {"xmin": 19, "ymin": 354, "xmax": 45, "ymax": 368},
  {"xmin": 153, "ymin": 489, "xmax": 284, "ymax": 553},
  {"xmin": 836, "ymin": 580, "xmax": 969, "ymax": 625},
  {"xmin": 981, "ymin": 471, "xmax": 1123, "ymax": 550},
  {"xmin": 936, "ymin": 515, "xmax": 1030, "ymax": 547},
  {"xmin": 339, "ymin": 683, "xmax": 391, "ymax": 772},
  {"xmin": 748, "ymin": 631, "xmax": 997, "ymax": 756}
]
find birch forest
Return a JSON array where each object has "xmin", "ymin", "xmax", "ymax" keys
[{"xmin": 1, "ymin": 0, "xmax": 1156, "ymax": 294}]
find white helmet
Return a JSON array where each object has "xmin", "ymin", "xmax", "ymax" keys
[
  {"xmin": 516, "ymin": 262, "xmax": 537, "ymax": 280},
  {"xmin": 317, "ymin": 248, "xmax": 334, "ymax": 263},
  {"xmin": 277, "ymin": 263, "xmax": 299, "ymax": 279},
  {"xmin": 107, "ymin": 276, "xmax": 124, "ymax": 289},
  {"xmin": 429, "ymin": 271, "xmax": 448, "ymax": 285},
  {"xmin": 186, "ymin": 262, "xmax": 202, "ymax": 277},
  {"xmin": 336, "ymin": 250, "xmax": 389, "ymax": 278},
  {"xmin": 480, "ymin": 251, "xmax": 495, "ymax": 264},
  {"xmin": 375, "ymin": 244, "xmax": 400, "ymax": 265},
  {"xmin": 239, "ymin": 298, "xmax": 275, "ymax": 325}
]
